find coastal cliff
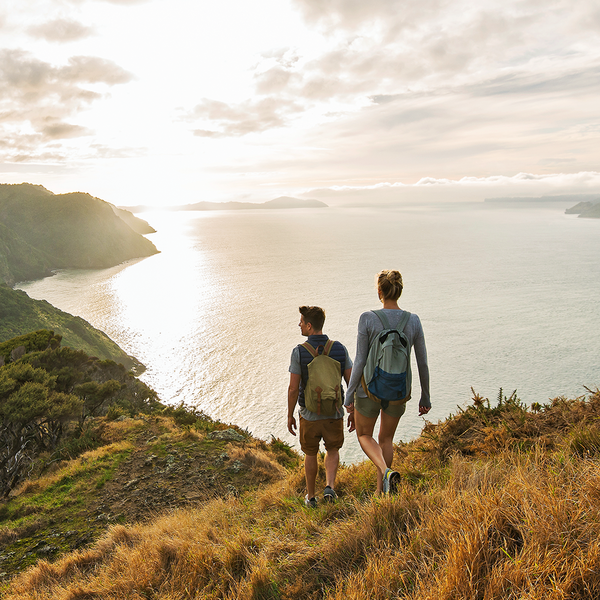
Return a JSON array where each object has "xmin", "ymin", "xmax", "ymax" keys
[
  {"xmin": 0, "ymin": 183, "xmax": 158, "ymax": 370},
  {"xmin": 0, "ymin": 183, "xmax": 158, "ymax": 286}
]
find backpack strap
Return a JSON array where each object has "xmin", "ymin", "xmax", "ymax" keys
[
  {"xmin": 373, "ymin": 310, "xmax": 411, "ymax": 332},
  {"xmin": 301, "ymin": 339, "xmax": 335, "ymax": 357},
  {"xmin": 300, "ymin": 341, "xmax": 318, "ymax": 358},
  {"xmin": 322, "ymin": 339, "xmax": 335, "ymax": 356},
  {"xmin": 372, "ymin": 309, "xmax": 391, "ymax": 330},
  {"xmin": 398, "ymin": 310, "xmax": 411, "ymax": 333}
]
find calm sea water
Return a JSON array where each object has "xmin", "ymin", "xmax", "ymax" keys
[{"xmin": 17, "ymin": 203, "xmax": 600, "ymax": 464}]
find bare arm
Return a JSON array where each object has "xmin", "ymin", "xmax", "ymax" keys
[
  {"xmin": 343, "ymin": 367, "xmax": 352, "ymax": 386},
  {"xmin": 287, "ymin": 373, "xmax": 301, "ymax": 435},
  {"xmin": 343, "ymin": 367, "xmax": 355, "ymax": 432}
]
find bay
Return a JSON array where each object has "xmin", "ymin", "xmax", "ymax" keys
[{"xmin": 17, "ymin": 202, "xmax": 600, "ymax": 464}]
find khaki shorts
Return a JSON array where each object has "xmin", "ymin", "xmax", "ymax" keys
[
  {"xmin": 299, "ymin": 416, "xmax": 344, "ymax": 456},
  {"xmin": 355, "ymin": 394, "xmax": 407, "ymax": 419}
]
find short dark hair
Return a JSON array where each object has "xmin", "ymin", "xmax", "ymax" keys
[{"xmin": 299, "ymin": 306, "xmax": 326, "ymax": 331}]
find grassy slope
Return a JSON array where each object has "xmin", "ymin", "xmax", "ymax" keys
[
  {"xmin": 0, "ymin": 413, "xmax": 297, "ymax": 588},
  {"xmin": 0, "ymin": 286, "xmax": 142, "ymax": 372},
  {"xmin": 2, "ymin": 388, "xmax": 600, "ymax": 599}
]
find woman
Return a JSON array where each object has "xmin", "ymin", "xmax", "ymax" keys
[{"xmin": 345, "ymin": 269, "xmax": 431, "ymax": 494}]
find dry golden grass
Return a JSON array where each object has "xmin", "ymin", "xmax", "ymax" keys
[
  {"xmin": 5, "ymin": 390, "xmax": 600, "ymax": 599},
  {"xmin": 227, "ymin": 444, "xmax": 288, "ymax": 481}
]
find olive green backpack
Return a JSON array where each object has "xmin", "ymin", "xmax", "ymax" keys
[{"xmin": 301, "ymin": 340, "xmax": 342, "ymax": 416}]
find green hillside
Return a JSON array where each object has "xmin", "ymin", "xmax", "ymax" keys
[
  {"xmin": 0, "ymin": 285, "xmax": 142, "ymax": 372},
  {"xmin": 0, "ymin": 222, "xmax": 53, "ymax": 286},
  {"xmin": 0, "ymin": 183, "xmax": 158, "ymax": 285},
  {"xmin": 0, "ymin": 333, "xmax": 293, "ymax": 587}
]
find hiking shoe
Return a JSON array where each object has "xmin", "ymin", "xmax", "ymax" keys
[
  {"xmin": 305, "ymin": 494, "xmax": 318, "ymax": 508},
  {"xmin": 323, "ymin": 486, "xmax": 337, "ymax": 502},
  {"xmin": 383, "ymin": 468, "xmax": 400, "ymax": 494}
]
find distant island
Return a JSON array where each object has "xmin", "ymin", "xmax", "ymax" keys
[
  {"xmin": 485, "ymin": 194, "xmax": 600, "ymax": 204},
  {"xmin": 564, "ymin": 200, "xmax": 600, "ymax": 219},
  {"xmin": 123, "ymin": 196, "xmax": 328, "ymax": 212},
  {"xmin": 484, "ymin": 193, "xmax": 600, "ymax": 219}
]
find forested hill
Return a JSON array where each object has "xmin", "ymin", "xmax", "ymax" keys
[
  {"xmin": 0, "ymin": 183, "xmax": 158, "ymax": 286},
  {"xmin": 0, "ymin": 285, "xmax": 143, "ymax": 372}
]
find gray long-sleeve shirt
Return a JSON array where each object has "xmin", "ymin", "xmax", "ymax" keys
[{"xmin": 345, "ymin": 309, "xmax": 430, "ymax": 408}]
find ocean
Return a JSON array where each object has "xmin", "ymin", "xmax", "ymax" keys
[{"xmin": 16, "ymin": 202, "xmax": 600, "ymax": 464}]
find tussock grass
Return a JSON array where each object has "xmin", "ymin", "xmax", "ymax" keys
[
  {"xmin": 5, "ymin": 389, "xmax": 600, "ymax": 599},
  {"xmin": 13, "ymin": 441, "xmax": 133, "ymax": 498}
]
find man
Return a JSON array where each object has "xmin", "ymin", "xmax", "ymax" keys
[{"xmin": 288, "ymin": 305, "xmax": 352, "ymax": 507}]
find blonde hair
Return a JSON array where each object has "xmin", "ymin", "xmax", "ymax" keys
[{"xmin": 377, "ymin": 270, "xmax": 403, "ymax": 301}]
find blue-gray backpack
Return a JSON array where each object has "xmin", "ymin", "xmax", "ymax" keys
[{"xmin": 361, "ymin": 310, "xmax": 412, "ymax": 410}]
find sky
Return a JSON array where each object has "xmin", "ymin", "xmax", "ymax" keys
[{"xmin": 1, "ymin": 0, "xmax": 600, "ymax": 207}]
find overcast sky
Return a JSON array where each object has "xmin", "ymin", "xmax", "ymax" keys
[{"xmin": 1, "ymin": 0, "xmax": 599, "ymax": 206}]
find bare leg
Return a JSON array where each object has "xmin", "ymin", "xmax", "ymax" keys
[
  {"xmin": 378, "ymin": 411, "xmax": 402, "ymax": 468},
  {"xmin": 355, "ymin": 410, "xmax": 388, "ymax": 494},
  {"xmin": 305, "ymin": 454, "xmax": 318, "ymax": 499},
  {"xmin": 324, "ymin": 449, "xmax": 339, "ymax": 489}
]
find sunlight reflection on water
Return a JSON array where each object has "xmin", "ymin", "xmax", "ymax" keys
[{"xmin": 17, "ymin": 204, "xmax": 600, "ymax": 464}]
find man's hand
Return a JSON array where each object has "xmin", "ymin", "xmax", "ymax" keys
[
  {"xmin": 345, "ymin": 404, "xmax": 355, "ymax": 433},
  {"xmin": 419, "ymin": 404, "xmax": 431, "ymax": 416},
  {"xmin": 287, "ymin": 414, "xmax": 297, "ymax": 436},
  {"xmin": 347, "ymin": 412, "xmax": 355, "ymax": 433}
]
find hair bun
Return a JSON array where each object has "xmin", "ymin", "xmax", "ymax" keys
[
  {"xmin": 377, "ymin": 269, "xmax": 403, "ymax": 301},
  {"xmin": 389, "ymin": 271, "xmax": 402, "ymax": 286}
]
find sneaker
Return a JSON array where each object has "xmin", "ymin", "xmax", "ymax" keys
[
  {"xmin": 323, "ymin": 486, "xmax": 337, "ymax": 502},
  {"xmin": 304, "ymin": 494, "xmax": 318, "ymax": 508},
  {"xmin": 383, "ymin": 468, "xmax": 400, "ymax": 494}
]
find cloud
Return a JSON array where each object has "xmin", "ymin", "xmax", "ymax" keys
[
  {"xmin": 28, "ymin": 18, "xmax": 94, "ymax": 43},
  {"xmin": 292, "ymin": 0, "xmax": 408, "ymax": 32},
  {"xmin": 0, "ymin": 49, "xmax": 133, "ymax": 94},
  {"xmin": 98, "ymin": 0, "xmax": 152, "ymax": 4},
  {"xmin": 285, "ymin": 0, "xmax": 600, "ymax": 102},
  {"xmin": 40, "ymin": 121, "xmax": 92, "ymax": 139},
  {"xmin": 187, "ymin": 97, "xmax": 304, "ymax": 137},
  {"xmin": 60, "ymin": 56, "xmax": 133, "ymax": 84},
  {"xmin": 0, "ymin": 48, "xmax": 133, "ymax": 160},
  {"xmin": 301, "ymin": 171, "xmax": 600, "ymax": 205},
  {"xmin": 188, "ymin": 0, "xmax": 600, "ymax": 142}
]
